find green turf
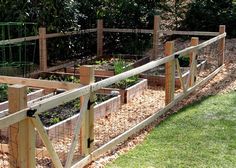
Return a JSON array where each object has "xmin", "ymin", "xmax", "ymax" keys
[{"xmin": 106, "ymin": 92, "xmax": 236, "ymax": 168}]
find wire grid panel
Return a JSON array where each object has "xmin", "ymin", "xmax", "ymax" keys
[
  {"xmin": 35, "ymin": 126, "xmax": 81, "ymax": 167},
  {"xmin": 94, "ymin": 73, "xmax": 165, "ymax": 148},
  {"xmin": 197, "ymin": 39, "xmax": 221, "ymax": 79},
  {"xmin": 36, "ymin": 100, "xmax": 83, "ymax": 167}
]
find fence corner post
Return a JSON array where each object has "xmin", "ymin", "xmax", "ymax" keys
[
  {"xmin": 97, "ymin": 20, "xmax": 104, "ymax": 58},
  {"xmin": 39, "ymin": 27, "xmax": 47, "ymax": 71},
  {"xmin": 165, "ymin": 41, "xmax": 175, "ymax": 105},
  {"xmin": 8, "ymin": 84, "xmax": 36, "ymax": 168},
  {"xmin": 189, "ymin": 37, "xmax": 199, "ymax": 87},
  {"xmin": 80, "ymin": 65, "xmax": 95, "ymax": 155},
  {"xmin": 218, "ymin": 25, "xmax": 226, "ymax": 66},
  {"xmin": 151, "ymin": 15, "xmax": 161, "ymax": 60}
]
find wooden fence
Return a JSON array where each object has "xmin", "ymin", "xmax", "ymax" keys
[
  {"xmin": 0, "ymin": 16, "xmax": 226, "ymax": 168},
  {"xmin": 0, "ymin": 15, "xmax": 221, "ymax": 73}
]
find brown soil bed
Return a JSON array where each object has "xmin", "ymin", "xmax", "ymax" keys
[{"xmin": 39, "ymin": 94, "xmax": 116, "ymax": 127}]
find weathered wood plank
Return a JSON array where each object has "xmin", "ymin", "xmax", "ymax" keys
[
  {"xmin": 0, "ymin": 36, "xmax": 39, "ymax": 45},
  {"xmin": 218, "ymin": 25, "xmax": 226, "ymax": 66},
  {"xmin": 8, "ymin": 84, "xmax": 36, "ymax": 168},
  {"xmin": 45, "ymin": 29, "xmax": 97, "ymax": 39},
  {"xmin": 165, "ymin": 41, "xmax": 175, "ymax": 105},
  {"xmin": 162, "ymin": 30, "xmax": 219, "ymax": 36},
  {"xmin": 103, "ymin": 28, "xmax": 153, "ymax": 34},
  {"xmin": 0, "ymin": 75, "xmax": 81, "ymax": 90},
  {"xmin": 152, "ymin": 15, "xmax": 161, "ymax": 60}
]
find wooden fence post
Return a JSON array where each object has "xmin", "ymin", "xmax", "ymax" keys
[
  {"xmin": 165, "ymin": 41, "xmax": 175, "ymax": 105},
  {"xmin": 8, "ymin": 84, "xmax": 36, "ymax": 168},
  {"xmin": 39, "ymin": 27, "xmax": 47, "ymax": 71},
  {"xmin": 189, "ymin": 37, "xmax": 199, "ymax": 87},
  {"xmin": 80, "ymin": 65, "xmax": 95, "ymax": 155},
  {"xmin": 218, "ymin": 25, "xmax": 226, "ymax": 66},
  {"xmin": 151, "ymin": 15, "xmax": 161, "ymax": 60},
  {"xmin": 97, "ymin": 20, "xmax": 104, "ymax": 57}
]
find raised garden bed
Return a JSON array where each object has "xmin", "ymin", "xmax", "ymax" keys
[
  {"xmin": 36, "ymin": 93, "xmax": 121, "ymax": 146},
  {"xmin": 98, "ymin": 78, "xmax": 148, "ymax": 104},
  {"xmin": 140, "ymin": 59, "xmax": 206, "ymax": 88},
  {"xmin": 0, "ymin": 89, "xmax": 50, "ymax": 137},
  {"xmin": 61, "ymin": 55, "xmax": 150, "ymax": 78}
]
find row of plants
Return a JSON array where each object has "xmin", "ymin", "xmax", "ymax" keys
[
  {"xmin": 39, "ymin": 93, "xmax": 117, "ymax": 126},
  {"xmin": 113, "ymin": 58, "xmax": 139, "ymax": 89},
  {"xmin": 38, "ymin": 74, "xmax": 80, "ymax": 83}
]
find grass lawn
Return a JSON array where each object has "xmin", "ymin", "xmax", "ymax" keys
[{"xmin": 106, "ymin": 92, "xmax": 236, "ymax": 168}]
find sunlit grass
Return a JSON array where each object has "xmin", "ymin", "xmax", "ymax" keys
[{"xmin": 106, "ymin": 92, "xmax": 236, "ymax": 168}]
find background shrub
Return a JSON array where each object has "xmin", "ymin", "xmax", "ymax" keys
[{"xmin": 180, "ymin": 0, "xmax": 236, "ymax": 37}]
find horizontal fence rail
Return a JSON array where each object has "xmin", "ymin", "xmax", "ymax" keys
[
  {"xmin": 0, "ymin": 32, "xmax": 226, "ymax": 129},
  {"xmin": 0, "ymin": 16, "xmax": 226, "ymax": 168},
  {"xmin": 45, "ymin": 28, "xmax": 97, "ymax": 39},
  {"xmin": 0, "ymin": 29, "xmax": 220, "ymax": 46},
  {"xmin": 103, "ymin": 28, "xmax": 153, "ymax": 34}
]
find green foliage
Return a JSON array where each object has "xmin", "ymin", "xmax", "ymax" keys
[
  {"xmin": 0, "ymin": 84, "xmax": 8, "ymax": 102},
  {"xmin": 40, "ymin": 75, "xmax": 80, "ymax": 83},
  {"xmin": 73, "ymin": 99, "xmax": 80, "ymax": 109},
  {"xmin": 50, "ymin": 117, "xmax": 60, "ymax": 125},
  {"xmin": 178, "ymin": 55, "xmax": 190, "ymax": 67},
  {"xmin": 0, "ymin": 84, "xmax": 33, "ymax": 102},
  {"xmin": 181, "ymin": 0, "xmax": 236, "ymax": 37},
  {"xmin": 113, "ymin": 58, "xmax": 138, "ymax": 89},
  {"xmin": 95, "ymin": 60, "xmax": 108, "ymax": 65},
  {"xmin": 114, "ymin": 58, "xmax": 126, "ymax": 75}
]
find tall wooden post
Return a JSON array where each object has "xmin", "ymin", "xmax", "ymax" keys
[
  {"xmin": 80, "ymin": 65, "xmax": 95, "ymax": 155},
  {"xmin": 97, "ymin": 20, "xmax": 104, "ymax": 57},
  {"xmin": 165, "ymin": 41, "xmax": 175, "ymax": 105},
  {"xmin": 8, "ymin": 84, "xmax": 36, "ymax": 168},
  {"xmin": 151, "ymin": 15, "xmax": 161, "ymax": 60},
  {"xmin": 218, "ymin": 25, "xmax": 226, "ymax": 66},
  {"xmin": 39, "ymin": 27, "xmax": 47, "ymax": 71},
  {"xmin": 189, "ymin": 37, "xmax": 199, "ymax": 87}
]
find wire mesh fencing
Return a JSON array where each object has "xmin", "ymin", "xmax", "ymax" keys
[{"xmin": 0, "ymin": 30, "xmax": 225, "ymax": 168}]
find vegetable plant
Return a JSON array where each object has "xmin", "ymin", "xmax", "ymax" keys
[{"xmin": 113, "ymin": 57, "xmax": 138, "ymax": 89}]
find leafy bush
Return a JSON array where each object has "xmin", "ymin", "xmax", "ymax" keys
[{"xmin": 181, "ymin": 0, "xmax": 236, "ymax": 37}]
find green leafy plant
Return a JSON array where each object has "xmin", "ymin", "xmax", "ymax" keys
[
  {"xmin": 0, "ymin": 84, "xmax": 8, "ymax": 102},
  {"xmin": 178, "ymin": 55, "xmax": 190, "ymax": 67},
  {"xmin": 95, "ymin": 60, "xmax": 108, "ymax": 65},
  {"xmin": 40, "ymin": 75, "xmax": 80, "ymax": 83},
  {"xmin": 114, "ymin": 58, "xmax": 126, "ymax": 75},
  {"xmin": 113, "ymin": 58, "xmax": 138, "ymax": 89},
  {"xmin": 50, "ymin": 117, "xmax": 60, "ymax": 125}
]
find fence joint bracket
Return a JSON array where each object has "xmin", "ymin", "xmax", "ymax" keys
[{"xmin": 27, "ymin": 108, "xmax": 37, "ymax": 117}]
